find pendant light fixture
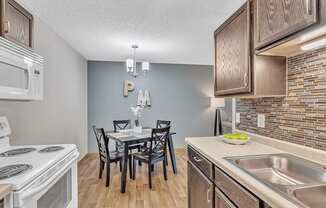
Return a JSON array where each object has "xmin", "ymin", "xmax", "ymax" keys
[{"xmin": 126, "ymin": 45, "xmax": 150, "ymax": 78}]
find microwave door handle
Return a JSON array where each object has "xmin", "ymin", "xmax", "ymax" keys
[{"xmin": 26, "ymin": 67, "xmax": 33, "ymax": 94}]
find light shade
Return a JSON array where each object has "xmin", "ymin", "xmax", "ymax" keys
[
  {"xmin": 126, "ymin": 59, "xmax": 134, "ymax": 72},
  {"xmin": 142, "ymin": 62, "xmax": 150, "ymax": 71},
  {"xmin": 210, "ymin": 97, "xmax": 225, "ymax": 108}
]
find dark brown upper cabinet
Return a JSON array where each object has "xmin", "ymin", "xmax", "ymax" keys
[
  {"xmin": 1, "ymin": 0, "xmax": 33, "ymax": 48},
  {"xmin": 214, "ymin": 2, "xmax": 251, "ymax": 96},
  {"xmin": 255, "ymin": 0, "xmax": 326, "ymax": 56},
  {"xmin": 255, "ymin": 0, "xmax": 318, "ymax": 50},
  {"xmin": 214, "ymin": 0, "xmax": 287, "ymax": 98}
]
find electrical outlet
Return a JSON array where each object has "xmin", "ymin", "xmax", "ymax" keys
[
  {"xmin": 257, "ymin": 114, "xmax": 265, "ymax": 128},
  {"xmin": 236, "ymin": 113, "xmax": 240, "ymax": 123}
]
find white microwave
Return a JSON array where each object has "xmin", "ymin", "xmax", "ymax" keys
[{"xmin": 0, "ymin": 37, "xmax": 44, "ymax": 101}]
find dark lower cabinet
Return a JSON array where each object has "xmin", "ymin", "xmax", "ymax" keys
[
  {"xmin": 188, "ymin": 161, "xmax": 213, "ymax": 208},
  {"xmin": 215, "ymin": 188, "xmax": 236, "ymax": 208},
  {"xmin": 215, "ymin": 167, "xmax": 261, "ymax": 208},
  {"xmin": 187, "ymin": 146, "xmax": 266, "ymax": 208}
]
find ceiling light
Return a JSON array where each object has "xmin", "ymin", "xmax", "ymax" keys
[
  {"xmin": 301, "ymin": 37, "xmax": 326, "ymax": 51},
  {"xmin": 126, "ymin": 59, "xmax": 134, "ymax": 73},
  {"xmin": 125, "ymin": 45, "xmax": 150, "ymax": 78},
  {"xmin": 142, "ymin": 62, "xmax": 150, "ymax": 72}
]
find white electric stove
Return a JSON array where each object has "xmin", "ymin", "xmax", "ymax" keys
[{"xmin": 0, "ymin": 117, "xmax": 79, "ymax": 208}]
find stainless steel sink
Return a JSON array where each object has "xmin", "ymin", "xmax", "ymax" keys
[
  {"xmin": 225, "ymin": 154, "xmax": 326, "ymax": 208},
  {"xmin": 290, "ymin": 185, "xmax": 326, "ymax": 208}
]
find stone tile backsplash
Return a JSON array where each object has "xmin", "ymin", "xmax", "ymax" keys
[{"xmin": 237, "ymin": 47, "xmax": 326, "ymax": 151}]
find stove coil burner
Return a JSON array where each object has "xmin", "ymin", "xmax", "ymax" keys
[
  {"xmin": 0, "ymin": 148, "xmax": 37, "ymax": 157},
  {"xmin": 39, "ymin": 146, "xmax": 64, "ymax": 153},
  {"xmin": 0, "ymin": 164, "xmax": 32, "ymax": 180}
]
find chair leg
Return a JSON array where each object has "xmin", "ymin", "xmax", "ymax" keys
[
  {"xmin": 106, "ymin": 162, "xmax": 110, "ymax": 187},
  {"xmin": 115, "ymin": 144, "xmax": 118, "ymax": 165},
  {"xmin": 99, "ymin": 160, "xmax": 104, "ymax": 179},
  {"xmin": 148, "ymin": 163, "xmax": 152, "ymax": 189},
  {"xmin": 163, "ymin": 159, "xmax": 167, "ymax": 180},
  {"xmin": 132, "ymin": 158, "xmax": 136, "ymax": 180},
  {"xmin": 119, "ymin": 159, "xmax": 122, "ymax": 172},
  {"xmin": 138, "ymin": 146, "xmax": 142, "ymax": 166},
  {"xmin": 129, "ymin": 155, "xmax": 132, "ymax": 179}
]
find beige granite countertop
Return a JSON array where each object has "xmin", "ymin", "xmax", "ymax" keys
[
  {"xmin": 185, "ymin": 134, "xmax": 326, "ymax": 208},
  {"xmin": 0, "ymin": 184, "xmax": 12, "ymax": 200}
]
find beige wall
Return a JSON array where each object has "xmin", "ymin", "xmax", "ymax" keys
[{"xmin": 0, "ymin": 17, "xmax": 88, "ymax": 158}]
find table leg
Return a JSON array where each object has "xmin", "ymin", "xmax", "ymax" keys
[
  {"xmin": 167, "ymin": 135, "xmax": 177, "ymax": 174},
  {"xmin": 121, "ymin": 143, "xmax": 129, "ymax": 193}
]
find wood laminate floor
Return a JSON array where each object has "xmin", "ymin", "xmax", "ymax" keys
[{"xmin": 78, "ymin": 149, "xmax": 187, "ymax": 208}]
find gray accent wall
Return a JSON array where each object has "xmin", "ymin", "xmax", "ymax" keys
[
  {"xmin": 88, "ymin": 61, "xmax": 215, "ymax": 152},
  {"xmin": 0, "ymin": 17, "xmax": 88, "ymax": 158}
]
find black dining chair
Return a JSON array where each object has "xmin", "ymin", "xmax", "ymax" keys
[
  {"xmin": 113, "ymin": 120, "xmax": 143, "ymax": 154},
  {"xmin": 92, "ymin": 125, "xmax": 125, "ymax": 187},
  {"xmin": 156, "ymin": 120, "xmax": 171, "ymax": 128},
  {"xmin": 156, "ymin": 120, "xmax": 171, "ymax": 166},
  {"xmin": 113, "ymin": 120, "xmax": 131, "ymax": 132},
  {"xmin": 132, "ymin": 126, "xmax": 170, "ymax": 189}
]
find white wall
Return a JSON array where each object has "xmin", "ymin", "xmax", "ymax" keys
[{"xmin": 0, "ymin": 17, "xmax": 88, "ymax": 158}]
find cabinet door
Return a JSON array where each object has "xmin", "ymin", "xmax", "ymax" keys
[
  {"xmin": 188, "ymin": 162, "xmax": 213, "ymax": 208},
  {"xmin": 255, "ymin": 0, "xmax": 318, "ymax": 49},
  {"xmin": 1, "ymin": 0, "xmax": 33, "ymax": 48},
  {"xmin": 214, "ymin": 2, "xmax": 251, "ymax": 96},
  {"xmin": 215, "ymin": 188, "xmax": 236, "ymax": 208}
]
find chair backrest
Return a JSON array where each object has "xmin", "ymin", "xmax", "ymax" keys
[
  {"xmin": 113, "ymin": 120, "xmax": 131, "ymax": 132},
  {"xmin": 92, "ymin": 125, "xmax": 110, "ymax": 161},
  {"xmin": 148, "ymin": 126, "xmax": 170, "ymax": 159},
  {"xmin": 92, "ymin": 125, "xmax": 101, "ymax": 150},
  {"xmin": 156, "ymin": 120, "xmax": 171, "ymax": 128}
]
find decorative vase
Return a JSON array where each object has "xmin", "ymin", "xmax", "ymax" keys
[{"xmin": 134, "ymin": 125, "xmax": 142, "ymax": 133}]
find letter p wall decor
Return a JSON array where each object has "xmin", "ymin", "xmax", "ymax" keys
[{"xmin": 123, "ymin": 80, "xmax": 135, "ymax": 97}]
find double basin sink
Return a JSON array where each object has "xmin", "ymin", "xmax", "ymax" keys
[{"xmin": 225, "ymin": 154, "xmax": 326, "ymax": 208}]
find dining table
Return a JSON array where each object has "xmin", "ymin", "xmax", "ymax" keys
[{"xmin": 106, "ymin": 128, "xmax": 177, "ymax": 193}]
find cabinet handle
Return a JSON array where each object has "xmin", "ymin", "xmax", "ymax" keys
[
  {"xmin": 206, "ymin": 187, "xmax": 212, "ymax": 204},
  {"xmin": 193, "ymin": 156, "xmax": 202, "ymax": 163},
  {"xmin": 243, "ymin": 72, "xmax": 248, "ymax": 87},
  {"xmin": 3, "ymin": 21, "xmax": 10, "ymax": 34},
  {"xmin": 305, "ymin": 0, "xmax": 312, "ymax": 15}
]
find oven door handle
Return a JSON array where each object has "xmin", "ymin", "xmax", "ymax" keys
[{"xmin": 20, "ymin": 153, "xmax": 78, "ymax": 201}]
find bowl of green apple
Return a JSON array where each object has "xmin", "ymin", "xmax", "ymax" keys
[{"xmin": 222, "ymin": 133, "xmax": 250, "ymax": 145}]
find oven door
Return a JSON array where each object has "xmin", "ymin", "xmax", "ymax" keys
[{"xmin": 14, "ymin": 152, "xmax": 78, "ymax": 208}]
